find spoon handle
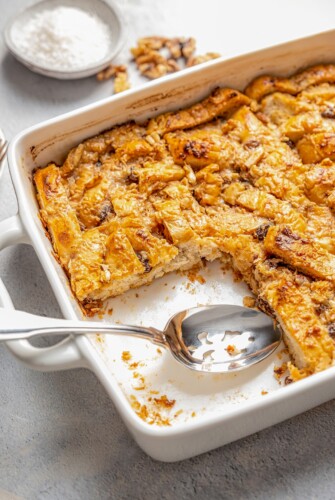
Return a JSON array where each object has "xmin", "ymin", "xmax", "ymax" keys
[{"xmin": 0, "ymin": 308, "xmax": 165, "ymax": 345}]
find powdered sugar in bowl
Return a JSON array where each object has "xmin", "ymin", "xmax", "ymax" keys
[{"xmin": 3, "ymin": 0, "xmax": 126, "ymax": 79}]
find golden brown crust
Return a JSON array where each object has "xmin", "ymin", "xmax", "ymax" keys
[
  {"xmin": 245, "ymin": 64, "xmax": 335, "ymax": 101},
  {"xmin": 256, "ymin": 261, "xmax": 334, "ymax": 379},
  {"xmin": 35, "ymin": 65, "xmax": 335, "ymax": 379},
  {"xmin": 148, "ymin": 88, "xmax": 250, "ymax": 135},
  {"xmin": 34, "ymin": 164, "xmax": 82, "ymax": 264},
  {"xmin": 264, "ymin": 225, "xmax": 335, "ymax": 282}
]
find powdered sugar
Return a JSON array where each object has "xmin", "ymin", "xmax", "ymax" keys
[{"xmin": 12, "ymin": 6, "xmax": 112, "ymax": 71}]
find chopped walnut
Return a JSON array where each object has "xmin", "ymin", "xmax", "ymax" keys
[
  {"xmin": 114, "ymin": 69, "xmax": 130, "ymax": 93},
  {"xmin": 165, "ymin": 37, "xmax": 196, "ymax": 60},
  {"xmin": 99, "ymin": 37, "xmax": 220, "ymax": 89},
  {"xmin": 136, "ymin": 51, "xmax": 180, "ymax": 79},
  {"xmin": 167, "ymin": 58, "xmax": 180, "ymax": 72},
  {"xmin": 131, "ymin": 36, "xmax": 168, "ymax": 57},
  {"xmin": 165, "ymin": 38, "xmax": 183, "ymax": 59},
  {"xmin": 97, "ymin": 64, "xmax": 130, "ymax": 94},
  {"xmin": 186, "ymin": 52, "xmax": 221, "ymax": 67},
  {"xmin": 136, "ymin": 49, "xmax": 167, "ymax": 66},
  {"xmin": 181, "ymin": 37, "xmax": 196, "ymax": 59},
  {"xmin": 97, "ymin": 64, "xmax": 127, "ymax": 81},
  {"xmin": 139, "ymin": 60, "xmax": 180, "ymax": 79},
  {"xmin": 131, "ymin": 36, "xmax": 210, "ymax": 80}
]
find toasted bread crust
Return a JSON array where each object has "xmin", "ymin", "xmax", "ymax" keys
[{"xmin": 245, "ymin": 64, "xmax": 335, "ymax": 101}]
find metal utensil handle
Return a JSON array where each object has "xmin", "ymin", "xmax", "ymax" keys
[{"xmin": 0, "ymin": 324, "xmax": 165, "ymax": 344}]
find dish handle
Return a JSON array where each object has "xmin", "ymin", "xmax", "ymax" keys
[{"xmin": 0, "ymin": 214, "xmax": 87, "ymax": 371}]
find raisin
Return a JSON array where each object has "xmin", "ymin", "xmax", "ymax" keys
[
  {"xmin": 283, "ymin": 138, "xmax": 295, "ymax": 149},
  {"xmin": 136, "ymin": 251, "xmax": 152, "ymax": 273},
  {"xmin": 321, "ymin": 108, "xmax": 335, "ymax": 119},
  {"xmin": 328, "ymin": 323, "xmax": 335, "ymax": 338},
  {"xmin": 255, "ymin": 223, "xmax": 271, "ymax": 241}
]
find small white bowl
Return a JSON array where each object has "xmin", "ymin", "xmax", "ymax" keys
[{"xmin": 3, "ymin": 0, "xmax": 127, "ymax": 80}]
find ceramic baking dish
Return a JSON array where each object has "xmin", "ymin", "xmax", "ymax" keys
[{"xmin": 3, "ymin": 29, "xmax": 335, "ymax": 462}]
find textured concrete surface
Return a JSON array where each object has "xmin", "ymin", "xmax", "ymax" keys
[{"xmin": 1, "ymin": 0, "xmax": 335, "ymax": 498}]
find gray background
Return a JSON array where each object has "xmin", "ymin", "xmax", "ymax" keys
[{"xmin": 1, "ymin": 0, "xmax": 335, "ymax": 498}]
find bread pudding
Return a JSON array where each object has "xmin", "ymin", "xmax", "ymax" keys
[{"xmin": 34, "ymin": 64, "xmax": 335, "ymax": 381}]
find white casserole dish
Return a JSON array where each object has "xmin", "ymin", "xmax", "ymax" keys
[{"xmin": 3, "ymin": 29, "xmax": 335, "ymax": 462}]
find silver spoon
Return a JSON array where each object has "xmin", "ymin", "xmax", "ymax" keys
[{"xmin": 0, "ymin": 305, "xmax": 281, "ymax": 373}]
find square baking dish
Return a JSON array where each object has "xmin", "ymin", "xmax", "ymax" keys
[{"xmin": 3, "ymin": 29, "xmax": 335, "ymax": 462}]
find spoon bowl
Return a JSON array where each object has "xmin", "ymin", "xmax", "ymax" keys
[
  {"xmin": 0, "ymin": 304, "xmax": 281, "ymax": 373},
  {"xmin": 165, "ymin": 304, "xmax": 281, "ymax": 372}
]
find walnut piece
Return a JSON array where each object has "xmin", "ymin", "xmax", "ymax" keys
[
  {"xmin": 186, "ymin": 52, "xmax": 221, "ymax": 67},
  {"xmin": 165, "ymin": 37, "xmax": 196, "ymax": 60},
  {"xmin": 131, "ymin": 36, "xmax": 204, "ymax": 80},
  {"xmin": 98, "ymin": 37, "xmax": 221, "ymax": 89},
  {"xmin": 97, "ymin": 64, "xmax": 127, "ymax": 81},
  {"xmin": 97, "ymin": 64, "xmax": 130, "ymax": 94},
  {"xmin": 114, "ymin": 69, "xmax": 130, "ymax": 93},
  {"xmin": 131, "ymin": 36, "xmax": 168, "ymax": 57}
]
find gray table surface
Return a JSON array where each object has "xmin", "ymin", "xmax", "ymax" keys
[{"xmin": 2, "ymin": 0, "xmax": 335, "ymax": 498}]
